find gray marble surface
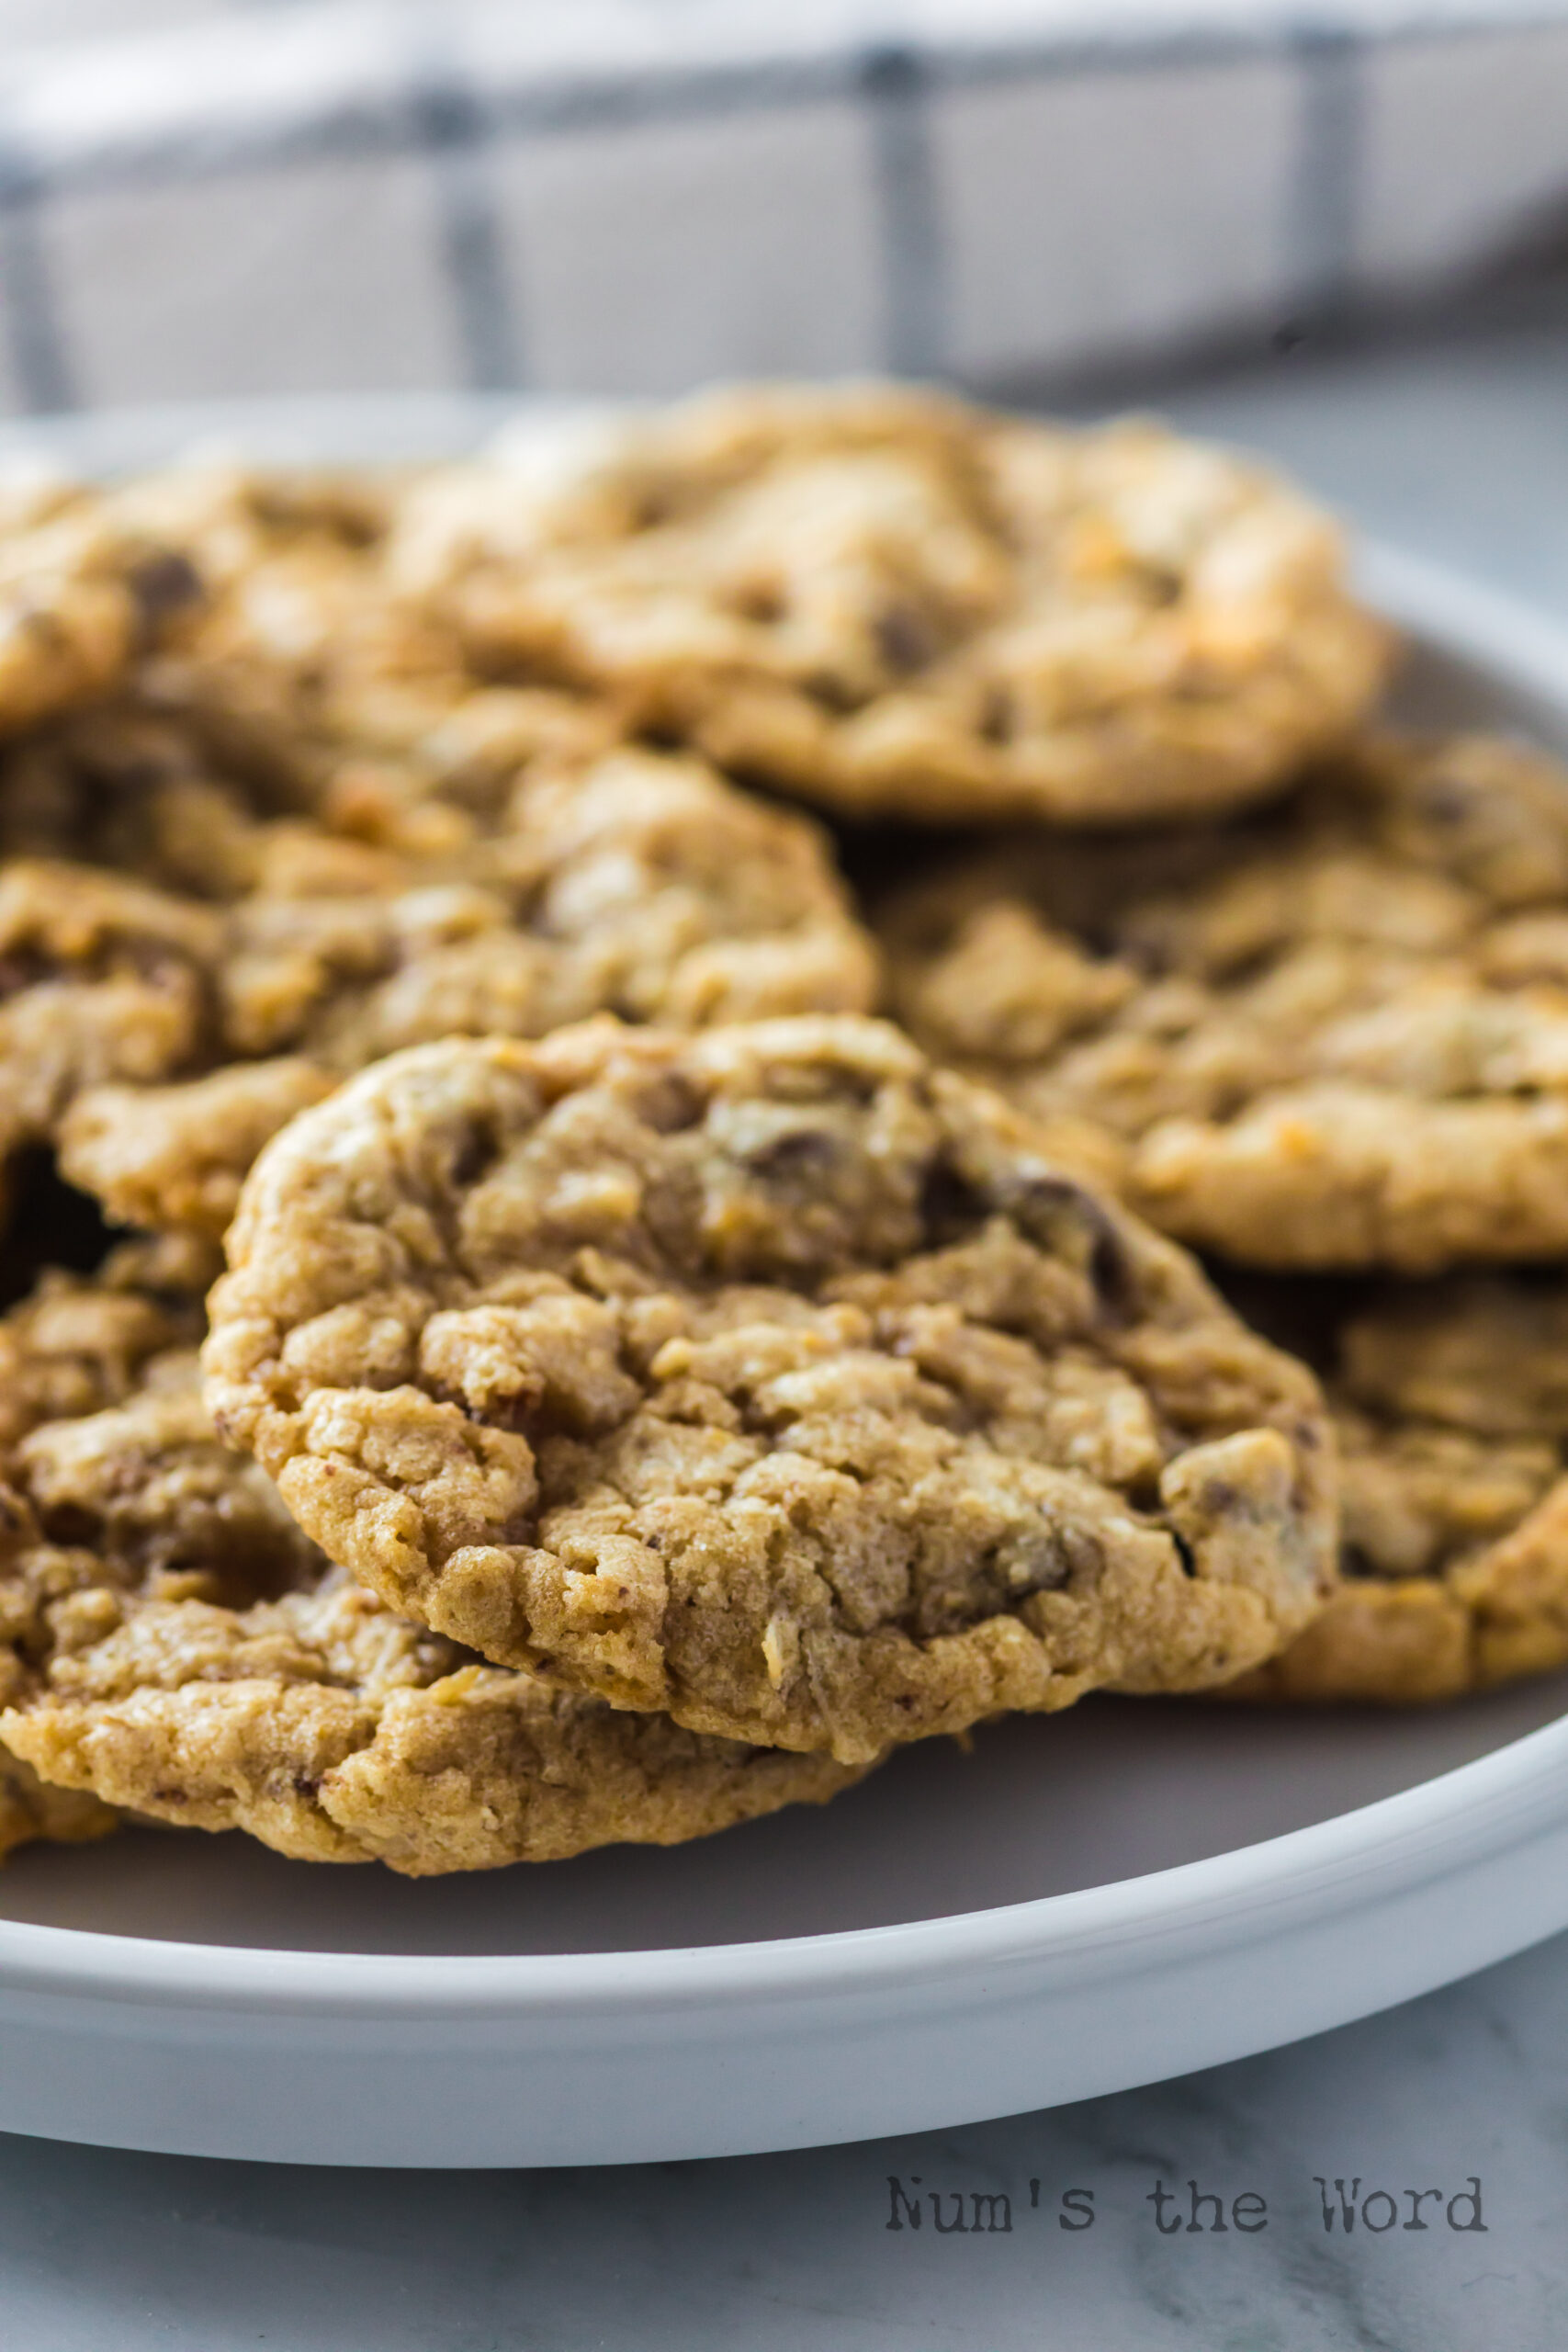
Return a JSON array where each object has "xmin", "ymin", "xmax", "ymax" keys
[{"xmin": 6, "ymin": 326, "xmax": 1568, "ymax": 2347}]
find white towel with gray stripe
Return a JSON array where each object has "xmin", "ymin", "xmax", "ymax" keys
[{"xmin": 0, "ymin": 0, "xmax": 1563, "ymax": 418}]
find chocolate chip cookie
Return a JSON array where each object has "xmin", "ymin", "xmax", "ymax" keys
[
  {"xmin": 0, "ymin": 457, "xmax": 412, "ymax": 749},
  {"xmin": 389, "ymin": 382, "xmax": 1387, "ymax": 827},
  {"xmin": 2, "ymin": 1572, "xmax": 872, "ymax": 1876},
  {"xmin": 0, "ymin": 459, "xmax": 618, "ymax": 885},
  {"xmin": 0, "ymin": 1745, "xmax": 116, "ymax": 1862},
  {"xmin": 0, "ymin": 1230, "xmax": 216, "ymax": 1449},
  {"xmin": 0, "ymin": 1236, "xmax": 221, "ymax": 1859},
  {"xmin": 14, "ymin": 742, "xmax": 879, "ymax": 1237},
  {"xmin": 202, "ymin": 1016, "xmax": 1336, "ymax": 1764},
  {"xmin": 884, "ymin": 731, "xmax": 1568, "ymax": 1272},
  {"xmin": 0, "ymin": 1274, "xmax": 870, "ymax": 1873},
  {"xmin": 0, "ymin": 464, "xmax": 203, "ymax": 736},
  {"xmin": 1220, "ymin": 1274, "xmax": 1568, "ymax": 1702},
  {"xmin": 0, "ymin": 858, "xmax": 222, "ymax": 1159}
]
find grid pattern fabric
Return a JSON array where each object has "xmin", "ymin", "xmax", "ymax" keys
[{"xmin": 0, "ymin": 1, "xmax": 1564, "ymax": 413}]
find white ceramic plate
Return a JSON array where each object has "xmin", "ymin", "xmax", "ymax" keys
[{"xmin": 2, "ymin": 408, "xmax": 1567, "ymax": 2166}]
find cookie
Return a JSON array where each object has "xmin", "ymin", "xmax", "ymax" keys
[
  {"xmin": 0, "ymin": 464, "xmax": 207, "ymax": 736},
  {"xmin": 1220, "ymin": 1274, "xmax": 1568, "ymax": 1703},
  {"xmin": 58, "ymin": 1060, "xmax": 337, "ymax": 1250},
  {"xmin": 1, "ymin": 1577, "xmax": 872, "ymax": 1877},
  {"xmin": 0, "ymin": 854, "xmax": 337, "ymax": 1200},
  {"xmin": 0, "ymin": 1334, "xmax": 869, "ymax": 1874},
  {"xmin": 0, "ymin": 698, "xmax": 423, "ymax": 902},
  {"xmin": 0, "ymin": 1235, "xmax": 220, "ymax": 1860},
  {"xmin": 0, "ymin": 858, "xmax": 222, "ymax": 1157},
  {"xmin": 202, "ymin": 1015, "xmax": 1336, "ymax": 1765},
  {"xmin": 0, "ymin": 1745, "xmax": 116, "ymax": 1862},
  {"xmin": 0, "ymin": 1259, "xmax": 300, "ymax": 1708},
  {"xmin": 125, "ymin": 460, "xmax": 479, "ymax": 797},
  {"xmin": 0, "ymin": 1230, "xmax": 216, "ymax": 1450},
  {"xmin": 12, "ymin": 744, "xmax": 878, "ymax": 1236},
  {"xmin": 208, "ymin": 746, "xmax": 880, "ymax": 1065},
  {"xmin": 0, "ymin": 458, "xmax": 394, "ymax": 745},
  {"xmin": 0, "ymin": 458, "xmax": 586, "ymax": 883},
  {"xmin": 0, "ymin": 458, "xmax": 402, "ymax": 720},
  {"xmin": 76, "ymin": 464, "xmax": 635, "ymax": 875},
  {"xmin": 884, "ymin": 731, "xmax": 1568, "ymax": 1272},
  {"xmin": 389, "ymin": 382, "xmax": 1388, "ymax": 827}
]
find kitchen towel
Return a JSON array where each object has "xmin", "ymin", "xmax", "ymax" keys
[{"xmin": 0, "ymin": 0, "xmax": 1564, "ymax": 415}]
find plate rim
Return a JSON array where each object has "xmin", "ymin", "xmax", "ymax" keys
[{"xmin": 2, "ymin": 1702, "xmax": 1568, "ymax": 2018}]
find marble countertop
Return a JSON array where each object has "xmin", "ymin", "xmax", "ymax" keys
[{"xmin": 6, "ymin": 322, "xmax": 1568, "ymax": 2349}]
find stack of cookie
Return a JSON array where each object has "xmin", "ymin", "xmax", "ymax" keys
[
  {"xmin": 880, "ymin": 731, "xmax": 1568, "ymax": 1704},
  {"xmin": 0, "ymin": 383, "xmax": 1556, "ymax": 1880}
]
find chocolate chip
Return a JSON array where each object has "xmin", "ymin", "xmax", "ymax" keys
[
  {"xmin": 450, "ymin": 1117, "xmax": 500, "ymax": 1189},
  {"xmin": 918, "ymin": 1147, "xmax": 990, "ymax": 1241},
  {"xmin": 39, "ymin": 1502, "xmax": 97, "ymax": 1547},
  {"xmin": 979, "ymin": 685, "xmax": 1014, "ymax": 744},
  {"xmin": 1007, "ymin": 1175, "xmax": 1135, "ymax": 1318},
  {"xmin": 732, "ymin": 582, "xmax": 785, "ymax": 625},
  {"xmin": 875, "ymin": 605, "xmax": 936, "ymax": 674},
  {"xmin": 1416, "ymin": 778, "xmax": 1475, "ymax": 826},
  {"xmin": 634, "ymin": 1071, "xmax": 705, "ymax": 1135},
  {"xmin": 0, "ymin": 952, "xmax": 46, "ymax": 999},
  {"xmin": 801, "ymin": 671, "xmax": 864, "ymax": 715},
  {"xmin": 745, "ymin": 1127, "xmax": 841, "ymax": 1182},
  {"xmin": 128, "ymin": 550, "xmax": 204, "ymax": 632},
  {"xmin": 0, "ymin": 1485, "xmax": 37, "ymax": 1552}
]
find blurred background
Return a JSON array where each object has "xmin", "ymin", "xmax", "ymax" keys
[{"xmin": 0, "ymin": 0, "xmax": 1564, "ymax": 418}]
